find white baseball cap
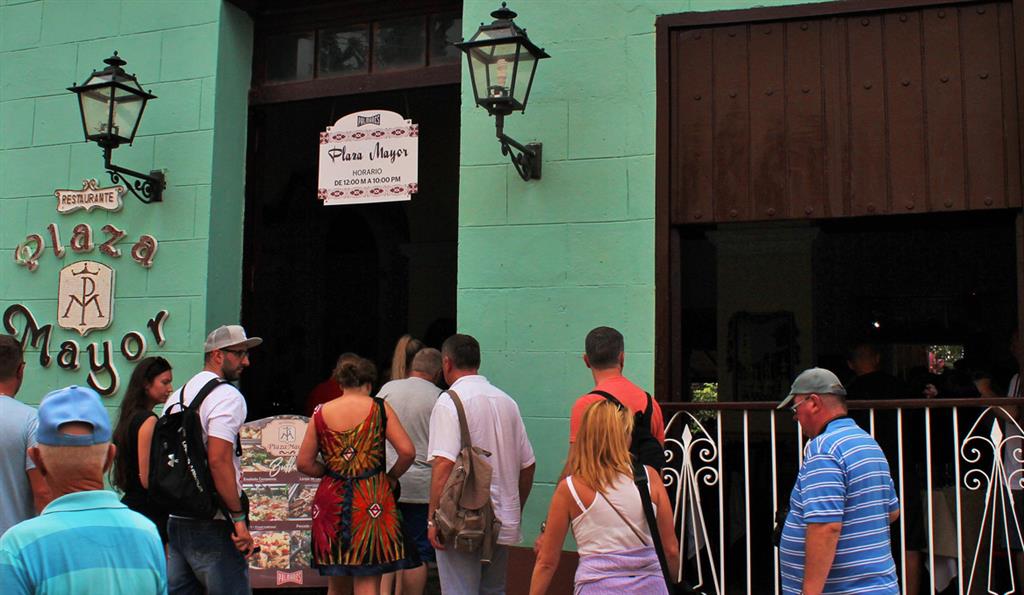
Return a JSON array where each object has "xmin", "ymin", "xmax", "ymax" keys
[{"xmin": 203, "ymin": 325, "xmax": 263, "ymax": 353}]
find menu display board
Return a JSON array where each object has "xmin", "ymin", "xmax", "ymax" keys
[{"xmin": 241, "ymin": 415, "xmax": 327, "ymax": 588}]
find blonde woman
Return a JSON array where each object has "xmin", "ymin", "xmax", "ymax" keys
[{"xmin": 530, "ymin": 400, "xmax": 679, "ymax": 595}]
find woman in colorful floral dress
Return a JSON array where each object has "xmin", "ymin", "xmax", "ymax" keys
[{"xmin": 297, "ymin": 355, "xmax": 419, "ymax": 595}]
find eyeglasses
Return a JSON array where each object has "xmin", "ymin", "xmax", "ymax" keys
[
  {"xmin": 221, "ymin": 348, "xmax": 249, "ymax": 358},
  {"xmin": 790, "ymin": 396, "xmax": 812, "ymax": 413}
]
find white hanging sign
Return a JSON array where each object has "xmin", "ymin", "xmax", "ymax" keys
[
  {"xmin": 54, "ymin": 179, "xmax": 125, "ymax": 213},
  {"xmin": 317, "ymin": 110, "xmax": 419, "ymax": 206}
]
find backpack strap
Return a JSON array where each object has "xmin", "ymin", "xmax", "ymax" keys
[
  {"xmin": 447, "ymin": 389, "xmax": 472, "ymax": 449},
  {"xmin": 374, "ymin": 396, "xmax": 387, "ymax": 431},
  {"xmin": 188, "ymin": 377, "xmax": 228, "ymax": 412},
  {"xmin": 589, "ymin": 390, "xmax": 625, "ymax": 410},
  {"xmin": 640, "ymin": 392, "xmax": 654, "ymax": 422},
  {"xmin": 633, "ymin": 462, "xmax": 674, "ymax": 589}
]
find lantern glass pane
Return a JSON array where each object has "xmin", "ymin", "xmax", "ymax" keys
[
  {"xmin": 467, "ymin": 46, "xmax": 493, "ymax": 102},
  {"xmin": 79, "ymin": 86, "xmax": 114, "ymax": 138},
  {"xmin": 470, "ymin": 41, "xmax": 520, "ymax": 101},
  {"xmin": 510, "ymin": 47, "xmax": 535, "ymax": 107},
  {"xmin": 112, "ymin": 87, "xmax": 145, "ymax": 143}
]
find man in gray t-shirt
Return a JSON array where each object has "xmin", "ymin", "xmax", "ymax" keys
[
  {"xmin": 379, "ymin": 347, "xmax": 442, "ymax": 595},
  {"xmin": 0, "ymin": 335, "xmax": 50, "ymax": 536}
]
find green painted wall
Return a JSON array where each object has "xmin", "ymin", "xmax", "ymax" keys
[
  {"xmin": 457, "ymin": 0, "xmax": 831, "ymax": 543},
  {"xmin": 0, "ymin": 0, "xmax": 252, "ymax": 424}
]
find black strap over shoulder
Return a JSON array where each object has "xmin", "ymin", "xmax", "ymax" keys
[
  {"xmin": 590, "ymin": 390, "xmax": 624, "ymax": 408},
  {"xmin": 633, "ymin": 462, "xmax": 674, "ymax": 590},
  {"xmin": 374, "ymin": 396, "xmax": 387, "ymax": 431}
]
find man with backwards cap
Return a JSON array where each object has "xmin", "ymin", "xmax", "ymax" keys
[
  {"xmin": 777, "ymin": 368, "xmax": 900, "ymax": 595},
  {"xmin": 0, "ymin": 385, "xmax": 166, "ymax": 594},
  {"xmin": 164, "ymin": 325, "xmax": 261, "ymax": 595}
]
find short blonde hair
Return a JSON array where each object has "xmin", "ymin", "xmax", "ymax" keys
[{"xmin": 566, "ymin": 400, "xmax": 634, "ymax": 493}]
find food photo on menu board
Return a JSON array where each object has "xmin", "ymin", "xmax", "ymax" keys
[{"xmin": 240, "ymin": 415, "xmax": 326, "ymax": 588}]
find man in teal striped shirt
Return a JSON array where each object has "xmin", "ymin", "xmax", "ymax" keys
[{"xmin": 0, "ymin": 385, "xmax": 166, "ymax": 594}]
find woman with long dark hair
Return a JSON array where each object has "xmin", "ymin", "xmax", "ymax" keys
[{"xmin": 111, "ymin": 356, "xmax": 174, "ymax": 542}]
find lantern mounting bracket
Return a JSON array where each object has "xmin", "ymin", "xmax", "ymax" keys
[
  {"xmin": 103, "ymin": 146, "xmax": 165, "ymax": 204},
  {"xmin": 495, "ymin": 113, "xmax": 542, "ymax": 181}
]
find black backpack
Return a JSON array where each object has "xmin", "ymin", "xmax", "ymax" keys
[
  {"xmin": 149, "ymin": 378, "xmax": 230, "ymax": 519},
  {"xmin": 591, "ymin": 390, "xmax": 666, "ymax": 470}
]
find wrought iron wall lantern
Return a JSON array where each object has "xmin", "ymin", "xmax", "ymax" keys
[
  {"xmin": 68, "ymin": 52, "xmax": 165, "ymax": 204},
  {"xmin": 456, "ymin": 3, "xmax": 550, "ymax": 181}
]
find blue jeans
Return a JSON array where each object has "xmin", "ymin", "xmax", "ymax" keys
[
  {"xmin": 168, "ymin": 516, "xmax": 251, "ymax": 595},
  {"xmin": 436, "ymin": 545, "xmax": 508, "ymax": 595}
]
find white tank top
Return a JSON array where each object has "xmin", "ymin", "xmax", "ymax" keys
[{"xmin": 567, "ymin": 472, "xmax": 656, "ymax": 555}]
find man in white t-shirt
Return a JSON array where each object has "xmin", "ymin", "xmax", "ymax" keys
[
  {"xmin": 164, "ymin": 325, "xmax": 261, "ymax": 595},
  {"xmin": 427, "ymin": 334, "xmax": 536, "ymax": 595}
]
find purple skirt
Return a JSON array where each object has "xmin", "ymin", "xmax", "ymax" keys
[{"xmin": 574, "ymin": 546, "xmax": 668, "ymax": 595}]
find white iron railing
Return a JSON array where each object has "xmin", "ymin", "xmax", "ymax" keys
[{"xmin": 661, "ymin": 399, "xmax": 1024, "ymax": 595}]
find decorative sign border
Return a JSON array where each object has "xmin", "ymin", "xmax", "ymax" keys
[{"xmin": 54, "ymin": 178, "xmax": 125, "ymax": 213}]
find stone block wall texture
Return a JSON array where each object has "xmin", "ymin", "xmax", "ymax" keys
[
  {"xmin": 457, "ymin": 0, "xmax": 827, "ymax": 543},
  {"xmin": 0, "ymin": 0, "xmax": 252, "ymax": 424}
]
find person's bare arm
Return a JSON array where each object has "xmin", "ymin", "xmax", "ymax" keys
[
  {"xmin": 427, "ymin": 456, "xmax": 455, "ymax": 550},
  {"xmin": 889, "ymin": 509, "xmax": 900, "ymax": 524},
  {"xmin": 803, "ymin": 522, "xmax": 842, "ymax": 595},
  {"xmin": 384, "ymin": 402, "xmax": 415, "ymax": 481},
  {"xmin": 648, "ymin": 465, "xmax": 681, "ymax": 580},
  {"xmin": 26, "ymin": 468, "xmax": 50, "ymax": 514},
  {"xmin": 296, "ymin": 420, "xmax": 324, "ymax": 478},
  {"xmin": 519, "ymin": 462, "xmax": 536, "ymax": 511},
  {"xmin": 137, "ymin": 416, "xmax": 157, "ymax": 489},
  {"xmin": 208, "ymin": 437, "xmax": 254, "ymax": 556},
  {"xmin": 528, "ymin": 480, "xmax": 571, "ymax": 595}
]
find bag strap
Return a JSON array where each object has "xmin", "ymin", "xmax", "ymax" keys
[
  {"xmin": 188, "ymin": 377, "xmax": 228, "ymax": 412},
  {"xmin": 590, "ymin": 390, "xmax": 625, "ymax": 410},
  {"xmin": 447, "ymin": 389, "xmax": 472, "ymax": 449},
  {"xmin": 634, "ymin": 462, "xmax": 674, "ymax": 588},
  {"xmin": 374, "ymin": 396, "xmax": 387, "ymax": 431},
  {"xmin": 598, "ymin": 489, "xmax": 650, "ymax": 546}
]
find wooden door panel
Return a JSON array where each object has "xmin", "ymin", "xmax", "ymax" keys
[
  {"xmin": 884, "ymin": 11, "xmax": 929, "ymax": 214},
  {"xmin": 665, "ymin": 0, "xmax": 1022, "ymax": 223},
  {"xmin": 712, "ymin": 25, "xmax": 751, "ymax": 222},
  {"xmin": 785, "ymin": 20, "xmax": 827, "ymax": 221},
  {"xmin": 961, "ymin": 2, "xmax": 1008, "ymax": 209},
  {"xmin": 749, "ymin": 21, "xmax": 787, "ymax": 221}
]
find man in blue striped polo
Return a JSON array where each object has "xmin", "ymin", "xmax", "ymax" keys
[
  {"xmin": 777, "ymin": 368, "xmax": 900, "ymax": 595},
  {"xmin": 0, "ymin": 385, "xmax": 166, "ymax": 594}
]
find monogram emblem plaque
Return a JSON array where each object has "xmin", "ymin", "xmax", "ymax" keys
[{"xmin": 57, "ymin": 260, "xmax": 115, "ymax": 336}]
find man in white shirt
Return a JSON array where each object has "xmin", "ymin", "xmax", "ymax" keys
[
  {"xmin": 164, "ymin": 325, "xmax": 261, "ymax": 595},
  {"xmin": 427, "ymin": 334, "xmax": 536, "ymax": 595}
]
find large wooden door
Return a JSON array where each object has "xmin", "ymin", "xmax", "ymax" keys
[{"xmin": 656, "ymin": 0, "xmax": 1024, "ymax": 400}]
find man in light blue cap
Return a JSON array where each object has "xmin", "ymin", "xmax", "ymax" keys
[
  {"xmin": 776, "ymin": 368, "xmax": 900, "ymax": 595},
  {"xmin": 0, "ymin": 385, "xmax": 166, "ymax": 594}
]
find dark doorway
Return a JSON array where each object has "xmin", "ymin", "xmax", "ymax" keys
[
  {"xmin": 678, "ymin": 210, "xmax": 1020, "ymax": 401},
  {"xmin": 240, "ymin": 86, "xmax": 458, "ymax": 419}
]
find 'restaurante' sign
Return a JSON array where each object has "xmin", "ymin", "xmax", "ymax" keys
[{"xmin": 317, "ymin": 110, "xmax": 418, "ymax": 206}]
